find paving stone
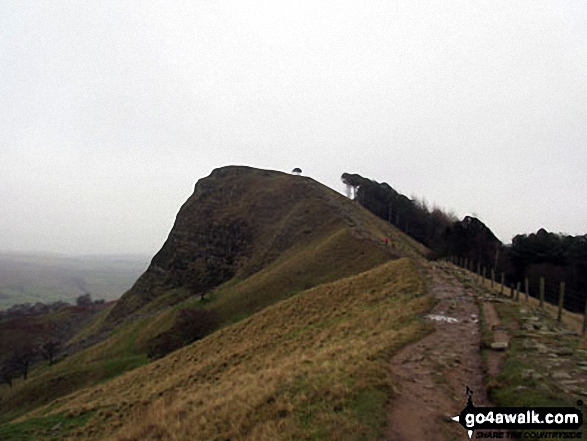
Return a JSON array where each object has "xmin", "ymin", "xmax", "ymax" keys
[{"xmin": 490, "ymin": 342, "xmax": 508, "ymax": 351}]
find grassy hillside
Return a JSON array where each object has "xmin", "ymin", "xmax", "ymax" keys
[
  {"xmin": 0, "ymin": 253, "xmax": 149, "ymax": 309},
  {"xmin": 0, "ymin": 200, "xmax": 425, "ymax": 424},
  {"xmin": 0, "ymin": 166, "xmax": 429, "ymax": 432},
  {"xmin": 6, "ymin": 258, "xmax": 432, "ymax": 441},
  {"xmin": 0, "ymin": 305, "xmax": 150, "ymax": 423}
]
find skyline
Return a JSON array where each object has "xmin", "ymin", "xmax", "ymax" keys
[{"xmin": 1, "ymin": 1, "xmax": 586, "ymax": 255}]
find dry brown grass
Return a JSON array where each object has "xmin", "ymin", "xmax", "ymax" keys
[{"xmin": 24, "ymin": 258, "xmax": 432, "ymax": 440}]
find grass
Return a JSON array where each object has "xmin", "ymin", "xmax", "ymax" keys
[
  {"xmin": 14, "ymin": 257, "xmax": 432, "ymax": 441},
  {"xmin": 0, "ymin": 411, "xmax": 95, "ymax": 440},
  {"xmin": 487, "ymin": 302, "xmax": 583, "ymax": 408},
  {"xmin": 0, "ymin": 314, "xmax": 152, "ymax": 423}
]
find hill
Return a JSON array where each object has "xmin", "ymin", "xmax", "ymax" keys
[
  {"xmin": 0, "ymin": 166, "xmax": 428, "ymax": 426},
  {"xmin": 12, "ymin": 258, "xmax": 432, "ymax": 440},
  {"xmin": 109, "ymin": 166, "xmax": 427, "ymax": 322},
  {"xmin": 0, "ymin": 253, "xmax": 149, "ymax": 310}
]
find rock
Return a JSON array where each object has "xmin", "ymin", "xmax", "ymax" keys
[
  {"xmin": 522, "ymin": 340, "xmax": 548, "ymax": 353},
  {"xmin": 551, "ymin": 371, "xmax": 572, "ymax": 380},
  {"xmin": 560, "ymin": 380, "xmax": 581, "ymax": 386},
  {"xmin": 425, "ymin": 314, "xmax": 458, "ymax": 324},
  {"xmin": 490, "ymin": 342, "xmax": 508, "ymax": 351}
]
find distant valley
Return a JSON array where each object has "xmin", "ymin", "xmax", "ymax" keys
[{"xmin": 0, "ymin": 253, "xmax": 150, "ymax": 309}]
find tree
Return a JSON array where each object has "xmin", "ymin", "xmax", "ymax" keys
[
  {"xmin": 444, "ymin": 216, "xmax": 502, "ymax": 269},
  {"xmin": 146, "ymin": 308, "xmax": 219, "ymax": 359},
  {"xmin": 39, "ymin": 339, "xmax": 61, "ymax": 365},
  {"xmin": 76, "ymin": 293, "xmax": 92, "ymax": 306},
  {"xmin": 341, "ymin": 171, "xmax": 468, "ymax": 256},
  {"xmin": 0, "ymin": 359, "xmax": 15, "ymax": 388},
  {"xmin": 11, "ymin": 345, "xmax": 37, "ymax": 380}
]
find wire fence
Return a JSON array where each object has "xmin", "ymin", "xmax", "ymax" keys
[{"xmin": 447, "ymin": 255, "xmax": 587, "ymax": 335}]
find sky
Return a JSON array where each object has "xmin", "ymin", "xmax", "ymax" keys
[{"xmin": 1, "ymin": 1, "xmax": 586, "ymax": 255}]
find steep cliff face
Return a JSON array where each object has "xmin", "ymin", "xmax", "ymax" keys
[{"xmin": 108, "ymin": 166, "xmax": 426, "ymax": 322}]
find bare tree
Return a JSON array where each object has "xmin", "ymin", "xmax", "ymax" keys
[
  {"xmin": 11, "ymin": 345, "xmax": 37, "ymax": 380},
  {"xmin": 1, "ymin": 358, "xmax": 16, "ymax": 388},
  {"xmin": 40, "ymin": 340, "xmax": 61, "ymax": 365}
]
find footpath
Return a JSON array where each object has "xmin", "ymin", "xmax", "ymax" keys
[{"xmin": 386, "ymin": 261, "xmax": 587, "ymax": 440}]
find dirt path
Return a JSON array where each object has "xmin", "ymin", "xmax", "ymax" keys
[
  {"xmin": 482, "ymin": 301, "xmax": 509, "ymax": 377},
  {"xmin": 385, "ymin": 263, "xmax": 493, "ymax": 441}
]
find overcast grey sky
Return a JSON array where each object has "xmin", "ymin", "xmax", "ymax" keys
[{"xmin": 1, "ymin": 1, "xmax": 586, "ymax": 255}]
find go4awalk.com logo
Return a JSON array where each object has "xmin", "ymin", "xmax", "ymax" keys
[{"xmin": 451, "ymin": 387, "xmax": 584, "ymax": 440}]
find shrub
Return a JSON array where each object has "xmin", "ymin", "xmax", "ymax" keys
[{"xmin": 146, "ymin": 308, "xmax": 219, "ymax": 359}]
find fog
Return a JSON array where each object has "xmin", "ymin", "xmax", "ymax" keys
[{"xmin": 1, "ymin": 1, "xmax": 586, "ymax": 255}]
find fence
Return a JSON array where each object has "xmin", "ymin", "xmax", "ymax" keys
[{"xmin": 446, "ymin": 255, "xmax": 587, "ymax": 336}]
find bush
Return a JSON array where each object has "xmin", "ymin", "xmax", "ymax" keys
[
  {"xmin": 76, "ymin": 293, "xmax": 92, "ymax": 307},
  {"xmin": 146, "ymin": 308, "xmax": 219, "ymax": 359}
]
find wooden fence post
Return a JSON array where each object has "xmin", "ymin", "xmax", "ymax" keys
[
  {"xmin": 539, "ymin": 277, "xmax": 545, "ymax": 308},
  {"xmin": 525, "ymin": 278, "xmax": 529, "ymax": 302},
  {"xmin": 464, "ymin": 257, "xmax": 469, "ymax": 271},
  {"xmin": 516, "ymin": 282, "xmax": 521, "ymax": 302},
  {"xmin": 557, "ymin": 282, "xmax": 565, "ymax": 322},
  {"xmin": 477, "ymin": 262, "xmax": 481, "ymax": 285},
  {"xmin": 491, "ymin": 269, "xmax": 495, "ymax": 290},
  {"xmin": 500, "ymin": 273, "xmax": 505, "ymax": 297},
  {"xmin": 510, "ymin": 284, "xmax": 515, "ymax": 299}
]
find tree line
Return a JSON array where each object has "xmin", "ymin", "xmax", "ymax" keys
[
  {"xmin": 0, "ymin": 294, "xmax": 106, "ymax": 388},
  {"xmin": 341, "ymin": 172, "xmax": 501, "ymax": 268},
  {"xmin": 341, "ymin": 172, "xmax": 587, "ymax": 311},
  {"xmin": 502, "ymin": 230, "xmax": 587, "ymax": 312}
]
